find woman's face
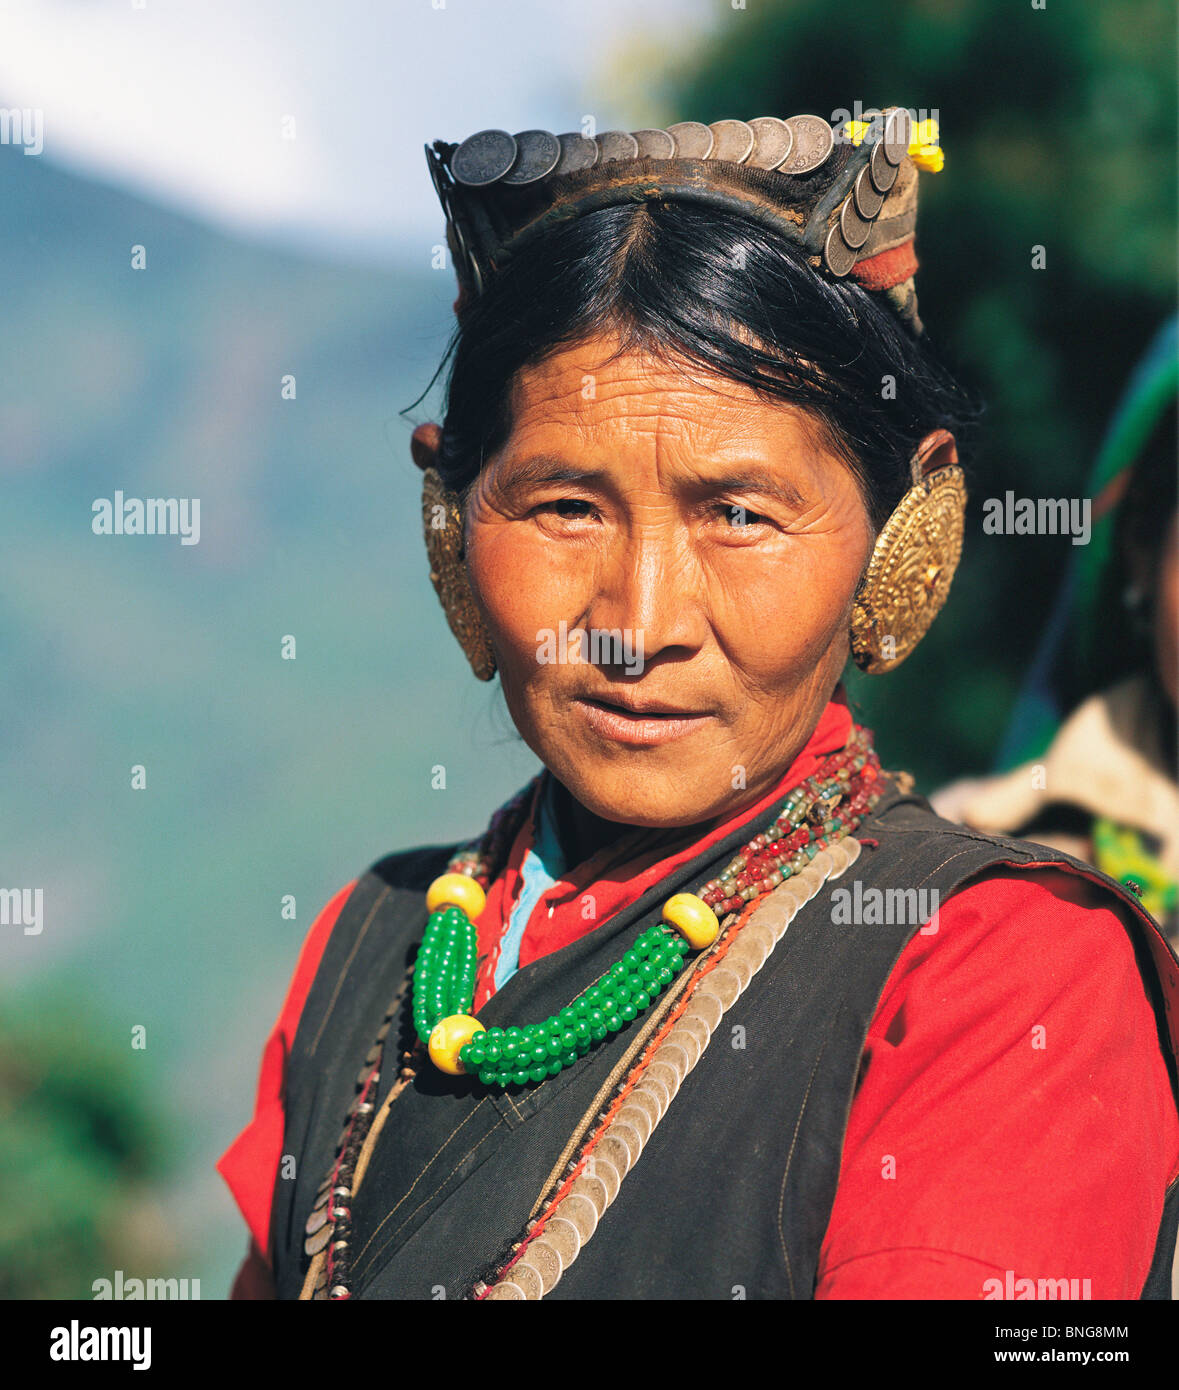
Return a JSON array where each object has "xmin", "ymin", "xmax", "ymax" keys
[{"xmin": 462, "ymin": 331, "xmax": 876, "ymax": 828}]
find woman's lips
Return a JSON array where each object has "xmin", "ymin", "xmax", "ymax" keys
[{"xmin": 573, "ymin": 696, "xmax": 715, "ymax": 747}]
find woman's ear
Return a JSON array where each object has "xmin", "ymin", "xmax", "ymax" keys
[
  {"xmin": 411, "ymin": 422, "xmax": 443, "ymax": 473},
  {"xmin": 911, "ymin": 427, "xmax": 958, "ymax": 481}
]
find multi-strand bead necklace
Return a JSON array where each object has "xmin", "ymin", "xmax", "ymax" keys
[{"xmin": 302, "ymin": 723, "xmax": 883, "ymax": 1298}]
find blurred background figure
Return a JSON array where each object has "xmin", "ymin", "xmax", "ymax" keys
[{"xmin": 934, "ymin": 319, "xmax": 1178, "ymax": 945}]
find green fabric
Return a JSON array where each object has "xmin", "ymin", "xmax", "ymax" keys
[{"xmin": 1092, "ymin": 816, "xmax": 1177, "ymax": 930}]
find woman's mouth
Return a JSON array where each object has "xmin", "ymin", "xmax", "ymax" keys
[{"xmin": 573, "ymin": 696, "xmax": 715, "ymax": 747}]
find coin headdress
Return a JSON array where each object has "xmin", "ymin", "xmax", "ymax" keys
[{"xmin": 420, "ymin": 107, "xmax": 965, "ymax": 677}]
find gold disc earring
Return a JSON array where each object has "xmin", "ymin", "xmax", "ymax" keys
[
  {"xmin": 421, "ymin": 467, "xmax": 497, "ymax": 681},
  {"xmin": 849, "ymin": 458, "xmax": 967, "ymax": 674}
]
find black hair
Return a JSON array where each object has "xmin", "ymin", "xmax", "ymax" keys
[{"xmin": 415, "ymin": 199, "xmax": 981, "ymax": 532}]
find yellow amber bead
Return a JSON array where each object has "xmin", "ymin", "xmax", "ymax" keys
[
  {"xmin": 426, "ymin": 873, "xmax": 486, "ymax": 919},
  {"xmin": 428, "ymin": 1014, "xmax": 486, "ymax": 1075},
  {"xmin": 662, "ymin": 892, "xmax": 720, "ymax": 949}
]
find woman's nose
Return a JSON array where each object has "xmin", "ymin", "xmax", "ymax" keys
[{"xmin": 582, "ymin": 528, "xmax": 706, "ymax": 669}]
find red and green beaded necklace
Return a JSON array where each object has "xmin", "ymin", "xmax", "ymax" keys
[{"xmin": 414, "ymin": 723, "xmax": 882, "ymax": 1083}]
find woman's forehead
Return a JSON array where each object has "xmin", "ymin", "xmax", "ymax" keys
[
  {"xmin": 505, "ymin": 332, "xmax": 817, "ymax": 444},
  {"xmin": 491, "ymin": 377, "xmax": 842, "ymax": 502}
]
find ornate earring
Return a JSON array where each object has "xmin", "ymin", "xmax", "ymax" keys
[
  {"xmin": 849, "ymin": 454, "xmax": 967, "ymax": 674},
  {"xmin": 421, "ymin": 467, "xmax": 497, "ymax": 681}
]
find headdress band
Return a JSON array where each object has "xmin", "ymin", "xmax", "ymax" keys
[{"xmin": 425, "ymin": 107, "xmax": 941, "ymax": 334}]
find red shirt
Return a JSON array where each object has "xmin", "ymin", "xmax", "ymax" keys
[{"xmin": 217, "ymin": 705, "xmax": 1179, "ymax": 1298}]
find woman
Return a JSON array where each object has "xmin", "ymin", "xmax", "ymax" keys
[{"xmin": 218, "ymin": 109, "xmax": 1179, "ymax": 1300}]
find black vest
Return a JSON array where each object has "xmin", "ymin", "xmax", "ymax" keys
[{"xmin": 271, "ymin": 786, "xmax": 1179, "ymax": 1299}]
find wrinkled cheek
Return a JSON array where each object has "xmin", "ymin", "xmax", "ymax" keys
[
  {"xmin": 715, "ymin": 570, "xmax": 852, "ymax": 696},
  {"xmin": 468, "ymin": 533, "xmax": 530, "ymax": 636},
  {"xmin": 467, "ymin": 533, "xmax": 581, "ymax": 687}
]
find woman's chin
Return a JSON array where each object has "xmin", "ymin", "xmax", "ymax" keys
[{"xmin": 544, "ymin": 754, "xmax": 740, "ymax": 831}]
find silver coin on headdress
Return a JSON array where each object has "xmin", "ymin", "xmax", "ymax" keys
[
  {"xmin": 501, "ymin": 129, "xmax": 561, "ymax": 185},
  {"xmin": 595, "ymin": 130, "xmax": 640, "ymax": 163},
  {"xmin": 707, "ymin": 119, "xmax": 755, "ymax": 164},
  {"xmin": 823, "ymin": 222, "xmax": 857, "ymax": 278},
  {"xmin": 839, "ymin": 198, "xmax": 872, "ymax": 249},
  {"xmin": 666, "ymin": 121, "xmax": 714, "ymax": 159},
  {"xmin": 632, "ymin": 127, "xmax": 676, "ymax": 159},
  {"xmin": 451, "ymin": 129, "xmax": 518, "ymax": 186},
  {"xmin": 869, "ymin": 138, "xmax": 899, "ymax": 194},
  {"xmin": 779, "ymin": 115, "xmax": 835, "ymax": 175},
  {"xmin": 852, "ymin": 163, "xmax": 884, "ymax": 219},
  {"xmin": 554, "ymin": 131, "xmax": 600, "ymax": 174},
  {"xmin": 746, "ymin": 115, "xmax": 794, "ymax": 170},
  {"xmin": 883, "ymin": 108, "xmax": 913, "ymax": 165}
]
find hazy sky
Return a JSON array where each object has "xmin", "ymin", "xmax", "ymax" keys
[{"xmin": 0, "ymin": 0, "xmax": 717, "ymax": 263}]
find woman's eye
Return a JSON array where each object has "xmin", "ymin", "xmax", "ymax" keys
[
  {"xmin": 544, "ymin": 499, "xmax": 593, "ymax": 519},
  {"xmin": 720, "ymin": 504, "xmax": 768, "ymax": 528}
]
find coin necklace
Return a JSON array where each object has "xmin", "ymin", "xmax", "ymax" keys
[{"xmin": 304, "ymin": 723, "xmax": 883, "ymax": 1296}]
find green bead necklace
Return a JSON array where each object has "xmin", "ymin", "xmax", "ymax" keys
[
  {"xmin": 414, "ymin": 913, "xmax": 691, "ymax": 1085},
  {"xmin": 412, "ymin": 725, "xmax": 882, "ymax": 1086}
]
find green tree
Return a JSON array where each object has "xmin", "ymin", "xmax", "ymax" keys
[
  {"xmin": 0, "ymin": 986, "xmax": 175, "ymax": 1299},
  {"xmin": 612, "ymin": 0, "xmax": 1176, "ymax": 785}
]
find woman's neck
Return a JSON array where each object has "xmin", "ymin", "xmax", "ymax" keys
[
  {"xmin": 544, "ymin": 775, "xmax": 724, "ymax": 868},
  {"xmin": 546, "ymin": 777, "xmax": 636, "ymax": 864}
]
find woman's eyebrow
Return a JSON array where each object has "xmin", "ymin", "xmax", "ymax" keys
[
  {"xmin": 493, "ymin": 456, "xmax": 610, "ymax": 490},
  {"xmin": 693, "ymin": 467, "xmax": 808, "ymax": 511},
  {"xmin": 495, "ymin": 456, "xmax": 808, "ymax": 509}
]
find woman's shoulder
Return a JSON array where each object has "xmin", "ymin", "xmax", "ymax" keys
[
  {"xmin": 284, "ymin": 840, "xmax": 469, "ymax": 1034},
  {"xmin": 861, "ymin": 783, "xmax": 1178, "ymax": 1017},
  {"xmin": 822, "ymin": 861, "xmax": 1179, "ymax": 1298},
  {"xmin": 365, "ymin": 839, "xmax": 467, "ymax": 895},
  {"xmin": 868, "ymin": 776, "xmax": 1162, "ymax": 915}
]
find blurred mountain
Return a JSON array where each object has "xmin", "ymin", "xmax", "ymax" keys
[{"xmin": 0, "ymin": 145, "xmax": 539, "ymax": 1293}]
